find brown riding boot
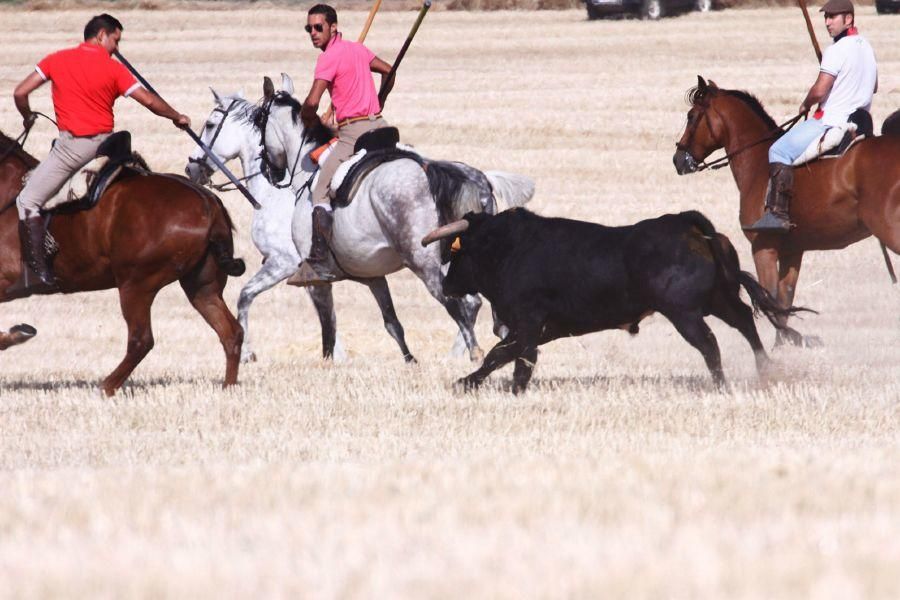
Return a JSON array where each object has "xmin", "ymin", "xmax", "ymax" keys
[
  {"xmin": 287, "ymin": 206, "xmax": 345, "ymax": 287},
  {"xmin": 6, "ymin": 217, "xmax": 57, "ymax": 297},
  {"xmin": 743, "ymin": 163, "xmax": 794, "ymax": 234}
]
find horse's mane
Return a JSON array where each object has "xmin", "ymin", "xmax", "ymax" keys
[
  {"xmin": 0, "ymin": 130, "xmax": 40, "ymax": 169},
  {"xmin": 250, "ymin": 92, "xmax": 333, "ymax": 147},
  {"xmin": 686, "ymin": 85, "xmax": 779, "ymax": 131}
]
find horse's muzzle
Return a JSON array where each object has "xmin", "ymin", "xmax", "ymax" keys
[
  {"xmin": 673, "ymin": 149, "xmax": 699, "ymax": 175},
  {"xmin": 185, "ymin": 159, "xmax": 213, "ymax": 185}
]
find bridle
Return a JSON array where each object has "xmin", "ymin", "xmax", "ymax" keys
[
  {"xmin": 256, "ymin": 92, "xmax": 310, "ymax": 190},
  {"xmin": 187, "ymin": 98, "xmax": 259, "ymax": 187},
  {"xmin": 676, "ymin": 97, "xmax": 803, "ymax": 172}
]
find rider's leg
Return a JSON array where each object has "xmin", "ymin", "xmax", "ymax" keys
[
  {"xmin": 291, "ymin": 119, "xmax": 388, "ymax": 287},
  {"xmin": 745, "ymin": 119, "xmax": 827, "ymax": 233},
  {"xmin": 8, "ymin": 132, "xmax": 108, "ymax": 294}
]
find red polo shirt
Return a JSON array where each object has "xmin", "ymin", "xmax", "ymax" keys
[{"xmin": 36, "ymin": 43, "xmax": 140, "ymax": 137}]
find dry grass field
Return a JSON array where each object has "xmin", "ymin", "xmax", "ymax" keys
[{"xmin": 1, "ymin": 5, "xmax": 899, "ymax": 598}]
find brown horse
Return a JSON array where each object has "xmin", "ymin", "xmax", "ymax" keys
[
  {"xmin": 673, "ymin": 77, "xmax": 900, "ymax": 346},
  {"xmin": 0, "ymin": 130, "xmax": 245, "ymax": 395}
]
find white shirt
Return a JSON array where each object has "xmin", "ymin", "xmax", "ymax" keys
[{"xmin": 819, "ymin": 32, "xmax": 877, "ymax": 128}]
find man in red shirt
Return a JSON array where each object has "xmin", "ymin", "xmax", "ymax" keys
[
  {"xmin": 10, "ymin": 13, "xmax": 191, "ymax": 295},
  {"xmin": 291, "ymin": 3, "xmax": 394, "ymax": 286}
]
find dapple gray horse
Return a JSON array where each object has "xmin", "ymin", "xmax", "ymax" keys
[
  {"xmin": 186, "ymin": 89, "xmax": 416, "ymax": 363},
  {"xmin": 255, "ymin": 74, "xmax": 534, "ymax": 361}
]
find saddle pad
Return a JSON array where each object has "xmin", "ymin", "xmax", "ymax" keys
[
  {"xmin": 332, "ymin": 148, "xmax": 426, "ymax": 208},
  {"xmin": 793, "ymin": 122, "xmax": 859, "ymax": 166}
]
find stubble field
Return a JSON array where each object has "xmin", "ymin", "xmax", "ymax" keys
[{"xmin": 1, "ymin": 5, "xmax": 899, "ymax": 598}]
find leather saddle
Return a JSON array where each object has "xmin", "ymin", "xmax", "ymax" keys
[
  {"xmin": 331, "ymin": 127, "xmax": 426, "ymax": 207},
  {"xmin": 43, "ymin": 131, "xmax": 148, "ymax": 216}
]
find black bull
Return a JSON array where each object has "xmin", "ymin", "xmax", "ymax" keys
[{"xmin": 422, "ymin": 208, "xmax": 808, "ymax": 393}]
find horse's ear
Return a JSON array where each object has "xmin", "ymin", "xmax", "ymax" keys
[
  {"xmin": 697, "ymin": 75, "xmax": 708, "ymax": 93},
  {"xmin": 263, "ymin": 76, "xmax": 275, "ymax": 100},
  {"xmin": 280, "ymin": 72, "xmax": 295, "ymax": 96},
  {"xmin": 707, "ymin": 79, "xmax": 719, "ymax": 91},
  {"xmin": 210, "ymin": 87, "xmax": 223, "ymax": 106}
]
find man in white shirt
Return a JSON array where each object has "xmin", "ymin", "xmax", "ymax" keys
[{"xmin": 744, "ymin": 0, "xmax": 877, "ymax": 234}]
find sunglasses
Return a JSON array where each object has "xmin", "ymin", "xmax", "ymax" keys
[{"xmin": 304, "ymin": 23, "xmax": 325, "ymax": 33}]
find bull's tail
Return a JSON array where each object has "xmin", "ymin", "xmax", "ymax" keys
[
  {"xmin": 207, "ymin": 194, "xmax": 246, "ymax": 278},
  {"xmin": 681, "ymin": 210, "xmax": 813, "ymax": 329},
  {"xmin": 484, "ymin": 171, "xmax": 535, "ymax": 211},
  {"xmin": 737, "ymin": 271, "xmax": 814, "ymax": 329}
]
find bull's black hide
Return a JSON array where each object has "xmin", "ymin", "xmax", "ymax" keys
[{"xmin": 439, "ymin": 208, "xmax": 803, "ymax": 393}]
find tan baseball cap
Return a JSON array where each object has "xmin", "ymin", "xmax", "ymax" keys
[{"xmin": 820, "ymin": 0, "xmax": 854, "ymax": 13}]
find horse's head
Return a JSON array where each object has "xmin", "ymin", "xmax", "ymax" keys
[
  {"xmin": 254, "ymin": 73, "xmax": 334, "ymax": 188},
  {"xmin": 673, "ymin": 76, "xmax": 725, "ymax": 175},
  {"xmin": 185, "ymin": 88, "xmax": 250, "ymax": 185}
]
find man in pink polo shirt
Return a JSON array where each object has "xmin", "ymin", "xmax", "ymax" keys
[
  {"xmin": 292, "ymin": 3, "xmax": 394, "ymax": 286},
  {"xmin": 10, "ymin": 13, "xmax": 191, "ymax": 295}
]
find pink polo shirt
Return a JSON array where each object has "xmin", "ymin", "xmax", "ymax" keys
[{"xmin": 314, "ymin": 33, "xmax": 381, "ymax": 122}]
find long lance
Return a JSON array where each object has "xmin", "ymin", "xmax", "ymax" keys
[
  {"xmin": 378, "ymin": 0, "xmax": 432, "ymax": 110},
  {"xmin": 797, "ymin": 2, "xmax": 896, "ymax": 283},
  {"xmin": 114, "ymin": 50, "xmax": 261, "ymax": 209},
  {"xmin": 321, "ymin": 0, "xmax": 384, "ymax": 125}
]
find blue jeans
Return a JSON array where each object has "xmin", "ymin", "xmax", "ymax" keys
[{"xmin": 768, "ymin": 118, "xmax": 828, "ymax": 165}]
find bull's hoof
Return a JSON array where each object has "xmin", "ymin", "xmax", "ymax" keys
[
  {"xmin": 10, "ymin": 324, "xmax": 37, "ymax": 337},
  {"xmin": 453, "ymin": 375, "xmax": 481, "ymax": 393}
]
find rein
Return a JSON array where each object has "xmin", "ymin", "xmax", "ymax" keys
[
  {"xmin": 680, "ymin": 111, "xmax": 804, "ymax": 172},
  {"xmin": 0, "ymin": 111, "xmax": 57, "ymax": 165}
]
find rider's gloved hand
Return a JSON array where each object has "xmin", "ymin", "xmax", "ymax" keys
[{"xmin": 23, "ymin": 112, "xmax": 37, "ymax": 131}]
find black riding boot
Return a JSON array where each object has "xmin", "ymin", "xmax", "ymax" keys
[
  {"xmin": 288, "ymin": 206, "xmax": 345, "ymax": 287},
  {"xmin": 6, "ymin": 216, "xmax": 57, "ymax": 297},
  {"xmin": 743, "ymin": 163, "xmax": 794, "ymax": 234}
]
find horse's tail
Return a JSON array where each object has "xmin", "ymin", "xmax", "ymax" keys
[
  {"xmin": 424, "ymin": 160, "xmax": 491, "ymax": 223},
  {"xmin": 681, "ymin": 210, "xmax": 815, "ymax": 328},
  {"xmin": 882, "ymin": 109, "xmax": 900, "ymax": 136},
  {"xmin": 206, "ymin": 193, "xmax": 246, "ymax": 278},
  {"xmin": 209, "ymin": 196, "xmax": 247, "ymax": 277},
  {"xmin": 484, "ymin": 171, "xmax": 535, "ymax": 211}
]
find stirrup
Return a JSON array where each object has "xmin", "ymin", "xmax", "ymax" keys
[
  {"xmin": 287, "ymin": 260, "xmax": 343, "ymax": 287},
  {"xmin": 743, "ymin": 211, "xmax": 792, "ymax": 233}
]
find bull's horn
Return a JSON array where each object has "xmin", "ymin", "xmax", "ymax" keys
[{"xmin": 421, "ymin": 220, "xmax": 469, "ymax": 247}]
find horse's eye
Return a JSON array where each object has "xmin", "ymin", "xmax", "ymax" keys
[{"xmin": 205, "ymin": 122, "xmax": 215, "ymax": 130}]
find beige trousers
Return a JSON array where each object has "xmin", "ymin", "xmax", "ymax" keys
[
  {"xmin": 312, "ymin": 117, "xmax": 387, "ymax": 206},
  {"xmin": 16, "ymin": 131, "xmax": 109, "ymax": 218}
]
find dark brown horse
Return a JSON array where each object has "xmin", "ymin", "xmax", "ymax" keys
[
  {"xmin": 0, "ymin": 130, "xmax": 245, "ymax": 395},
  {"xmin": 673, "ymin": 77, "xmax": 900, "ymax": 346}
]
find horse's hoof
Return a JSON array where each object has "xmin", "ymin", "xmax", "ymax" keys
[
  {"xmin": 240, "ymin": 351, "xmax": 257, "ymax": 364},
  {"xmin": 803, "ymin": 335, "xmax": 824, "ymax": 349},
  {"xmin": 10, "ymin": 323, "xmax": 37, "ymax": 337},
  {"xmin": 470, "ymin": 347, "xmax": 485, "ymax": 363},
  {"xmin": 405, "ymin": 355, "xmax": 418, "ymax": 364}
]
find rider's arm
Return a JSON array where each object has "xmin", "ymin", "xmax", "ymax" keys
[
  {"xmin": 799, "ymin": 72, "xmax": 836, "ymax": 114},
  {"xmin": 13, "ymin": 71, "xmax": 46, "ymax": 129},
  {"xmin": 129, "ymin": 87, "xmax": 191, "ymax": 129},
  {"xmin": 301, "ymin": 79, "xmax": 329, "ymax": 129},
  {"xmin": 370, "ymin": 57, "xmax": 394, "ymax": 99}
]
